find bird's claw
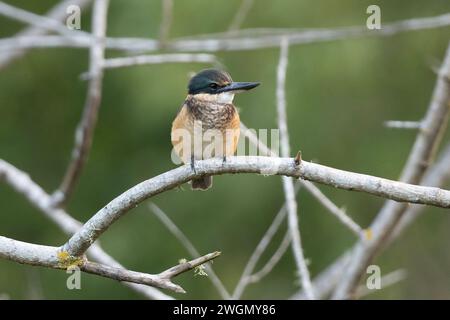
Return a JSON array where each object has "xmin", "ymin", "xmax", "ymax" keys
[{"xmin": 190, "ymin": 155, "xmax": 197, "ymax": 174}]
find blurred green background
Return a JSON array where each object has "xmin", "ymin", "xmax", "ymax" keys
[{"xmin": 1, "ymin": 0, "xmax": 450, "ymax": 299}]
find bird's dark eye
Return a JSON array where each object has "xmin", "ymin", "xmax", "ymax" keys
[{"xmin": 209, "ymin": 83, "xmax": 218, "ymax": 89}]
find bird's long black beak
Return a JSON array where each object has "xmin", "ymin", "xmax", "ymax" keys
[{"xmin": 217, "ymin": 81, "xmax": 260, "ymax": 93}]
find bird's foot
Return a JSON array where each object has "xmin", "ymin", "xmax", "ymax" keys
[{"xmin": 222, "ymin": 156, "xmax": 227, "ymax": 164}]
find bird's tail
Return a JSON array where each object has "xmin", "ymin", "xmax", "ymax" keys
[{"xmin": 191, "ymin": 176, "xmax": 213, "ymax": 190}]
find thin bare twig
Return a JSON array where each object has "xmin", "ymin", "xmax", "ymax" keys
[
  {"xmin": 149, "ymin": 203, "xmax": 231, "ymax": 299},
  {"xmin": 228, "ymin": 0, "xmax": 254, "ymax": 32},
  {"xmin": 158, "ymin": 251, "xmax": 221, "ymax": 280},
  {"xmin": 248, "ymin": 230, "xmax": 291, "ymax": 284},
  {"xmin": 52, "ymin": 0, "xmax": 109, "ymax": 207},
  {"xmin": 303, "ymin": 181, "xmax": 363, "ymax": 236},
  {"xmin": 384, "ymin": 120, "xmax": 423, "ymax": 129},
  {"xmin": 159, "ymin": 0, "xmax": 173, "ymax": 47},
  {"xmin": 84, "ymin": 251, "xmax": 220, "ymax": 293}
]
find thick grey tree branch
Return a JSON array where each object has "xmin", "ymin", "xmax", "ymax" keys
[
  {"xmin": 52, "ymin": 0, "xmax": 109, "ymax": 207},
  {"xmin": 276, "ymin": 37, "xmax": 315, "ymax": 299},
  {"xmin": 0, "ymin": 235, "xmax": 220, "ymax": 293},
  {"xmin": 332, "ymin": 42, "xmax": 450, "ymax": 299},
  {"xmin": 0, "ymin": 158, "xmax": 172, "ymax": 300},
  {"xmin": 60, "ymin": 156, "xmax": 450, "ymax": 258}
]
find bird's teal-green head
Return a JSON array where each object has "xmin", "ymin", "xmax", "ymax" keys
[{"xmin": 188, "ymin": 69, "xmax": 260, "ymax": 95}]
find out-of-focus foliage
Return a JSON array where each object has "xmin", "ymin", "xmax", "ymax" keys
[{"xmin": 0, "ymin": 0, "xmax": 449, "ymax": 299}]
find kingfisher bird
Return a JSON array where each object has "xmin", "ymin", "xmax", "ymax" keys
[{"xmin": 171, "ymin": 69, "xmax": 260, "ymax": 190}]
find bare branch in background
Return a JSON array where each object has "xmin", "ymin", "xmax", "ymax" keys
[
  {"xmin": 168, "ymin": 13, "xmax": 450, "ymax": 52},
  {"xmin": 228, "ymin": 0, "xmax": 254, "ymax": 32},
  {"xmin": 0, "ymin": 0, "xmax": 91, "ymax": 69},
  {"xmin": 355, "ymin": 269, "xmax": 407, "ymax": 298},
  {"xmin": 384, "ymin": 120, "xmax": 422, "ymax": 129},
  {"xmin": 102, "ymin": 53, "xmax": 218, "ymax": 70},
  {"xmin": 275, "ymin": 37, "xmax": 315, "ymax": 299},
  {"xmin": 0, "ymin": 1, "xmax": 92, "ymax": 41},
  {"xmin": 149, "ymin": 203, "xmax": 231, "ymax": 299},
  {"xmin": 248, "ymin": 230, "xmax": 291, "ymax": 284},
  {"xmin": 333, "ymin": 42, "xmax": 450, "ymax": 299},
  {"xmin": 0, "ymin": 158, "xmax": 172, "ymax": 300},
  {"xmin": 0, "ymin": 35, "xmax": 95, "ymax": 50},
  {"xmin": 159, "ymin": 0, "xmax": 173, "ymax": 47},
  {"xmin": 1, "ymin": 13, "xmax": 449, "ymax": 53},
  {"xmin": 232, "ymin": 183, "xmax": 300, "ymax": 299},
  {"xmin": 0, "ymin": 235, "xmax": 220, "ymax": 293},
  {"xmin": 0, "ymin": 1, "xmax": 82, "ymax": 37},
  {"xmin": 52, "ymin": 0, "xmax": 109, "ymax": 207}
]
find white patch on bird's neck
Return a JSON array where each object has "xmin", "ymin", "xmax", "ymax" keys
[
  {"xmin": 217, "ymin": 92, "xmax": 235, "ymax": 103},
  {"xmin": 192, "ymin": 92, "xmax": 235, "ymax": 104}
]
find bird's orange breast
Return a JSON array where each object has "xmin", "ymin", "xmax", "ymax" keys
[{"xmin": 171, "ymin": 99, "xmax": 240, "ymax": 163}]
